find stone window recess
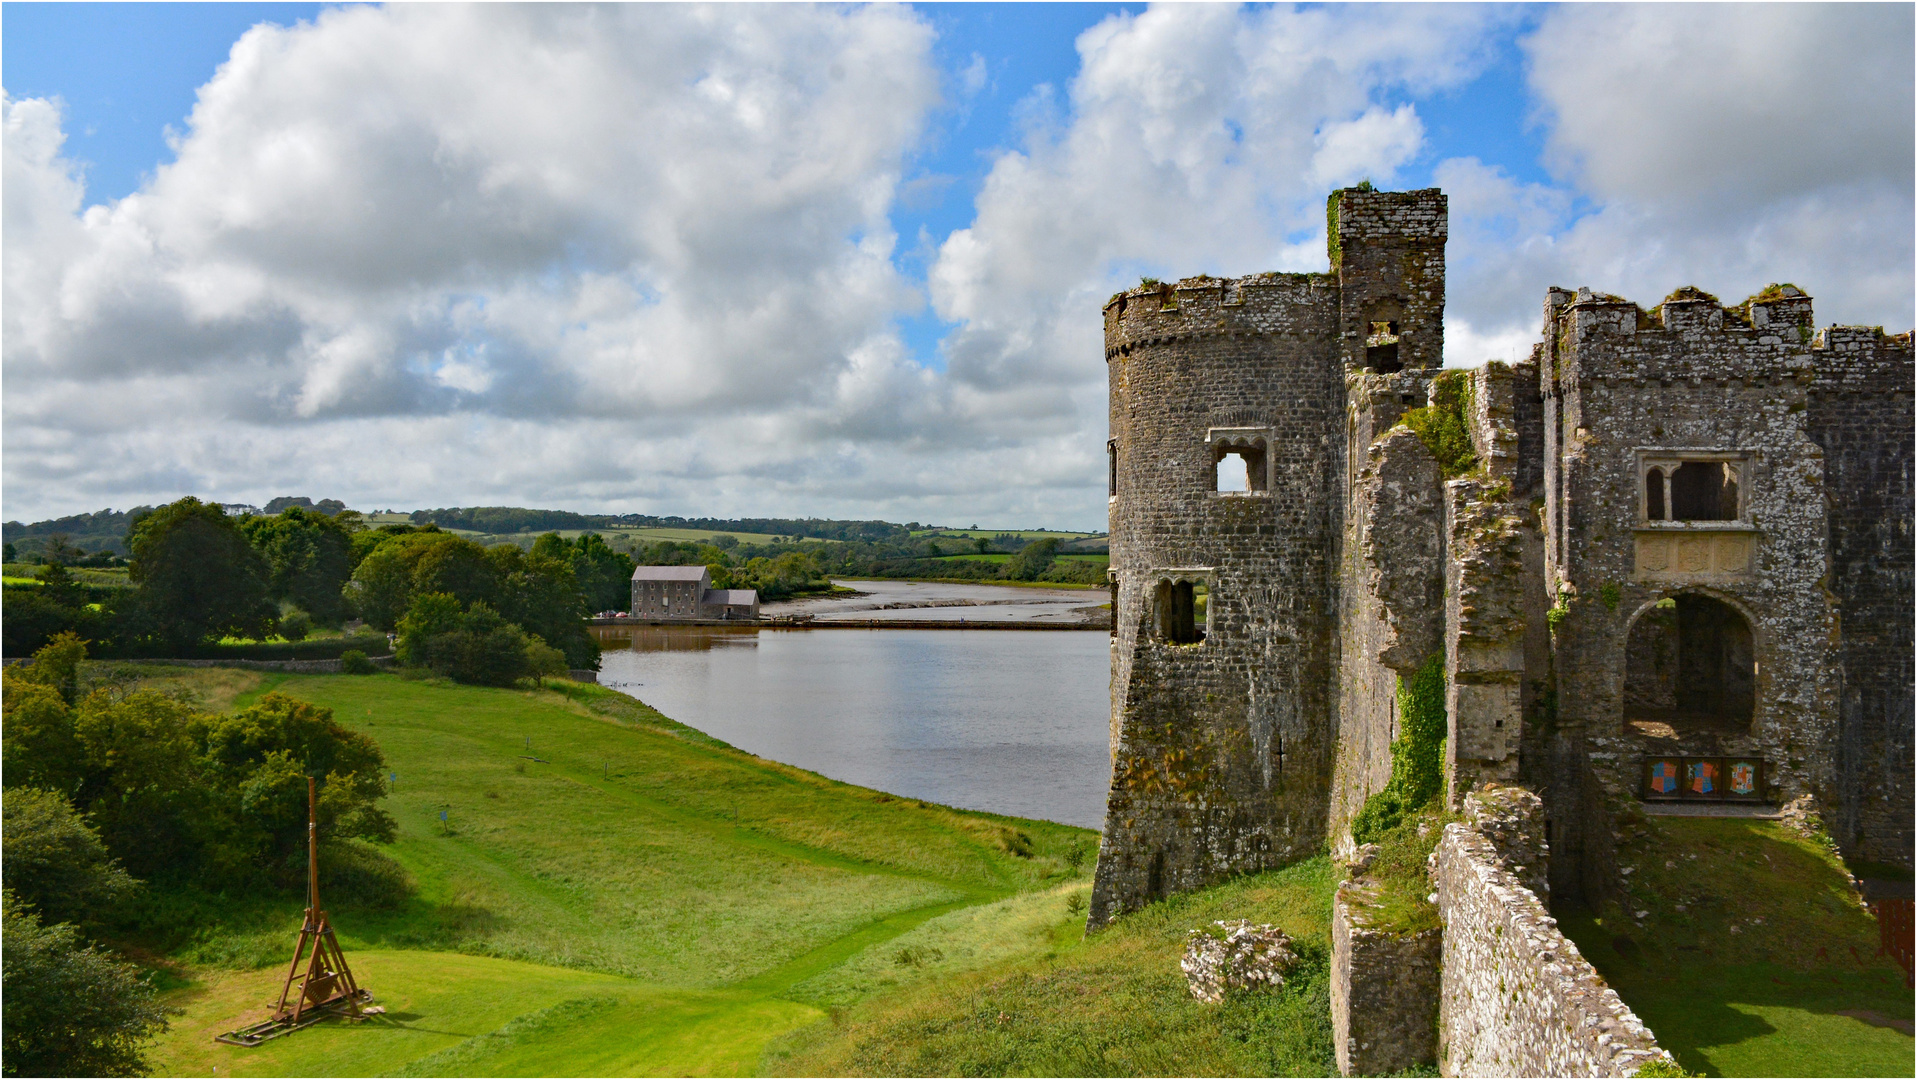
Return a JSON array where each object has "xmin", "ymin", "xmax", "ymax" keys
[
  {"xmin": 1364, "ymin": 298, "xmax": 1405, "ymax": 374},
  {"xmin": 1207, "ymin": 428, "xmax": 1272, "ymax": 494},
  {"xmin": 1108, "ymin": 438, "xmax": 1119, "ymax": 498},
  {"xmin": 1151, "ymin": 570, "xmax": 1211, "ymax": 645},
  {"xmin": 1640, "ymin": 453, "xmax": 1747, "ymax": 522}
]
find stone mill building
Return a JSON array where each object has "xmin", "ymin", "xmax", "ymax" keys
[{"xmin": 1091, "ymin": 185, "xmax": 1914, "ymax": 944}]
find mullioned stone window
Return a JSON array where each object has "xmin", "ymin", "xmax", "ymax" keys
[{"xmin": 1639, "ymin": 451, "xmax": 1747, "ymax": 522}]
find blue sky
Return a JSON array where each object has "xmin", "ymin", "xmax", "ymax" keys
[
  {"xmin": 4, "ymin": 2, "xmax": 1553, "ymax": 371},
  {"xmin": 3, "ymin": 3, "xmax": 1910, "ymax": 526}
]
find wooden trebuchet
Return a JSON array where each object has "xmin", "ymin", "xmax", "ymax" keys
[{"xmin": 216, "ymin": 777, "xmax": 383, "ymax": 1047}]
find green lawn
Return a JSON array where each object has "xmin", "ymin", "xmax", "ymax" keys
[
  {"xmin": 1558, "ymin": 816, "xmax": 1913, "ymax": 1077},
  {"xmin": 769, "ymin": 857, "xmax": 1340, "ymax": 1076},
  {"xmin": 133, "ymin": 669, "xmax": 1093, "ymax": 1076}
]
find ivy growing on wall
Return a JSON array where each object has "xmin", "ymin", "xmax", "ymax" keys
[
  {"xmin": 1351, "ymin": 653, "xmax": 1448, "ymax": 844},
  {"xmin": 1398, "ymin": 370, "xmax": 1477, "ymax": 479}
]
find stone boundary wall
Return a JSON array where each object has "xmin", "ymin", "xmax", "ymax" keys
[
  {"xmin": 1435, "ymin": 819, "xmax": 1669, "ymax": 1076},
  {"xmin": 1331, "ymin": 883, "xmax": 1440, "ymax": 1076},
  {"xmin": 106, "ymin": 656, "xmax": 396, "ymax": 674}
]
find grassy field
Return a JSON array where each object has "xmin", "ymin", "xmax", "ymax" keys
[
  {"xmin": 769, "ymin": 857, "xmax": 1340, "ymax": 1076},
  {"xmin": 3, "ymin": 562, "xmax": 132, "ymax": 586},
  {"xmin": 128, "ymin": 668, "xmax": 1096, "ymax": 1076},
  {"xmin": 1558, "ymin": 815, "xmax": 1913, "ymax": 1077},
  {"xmin": 911, "ymin": 530, "xmax": 1102, "ymax": 542}
]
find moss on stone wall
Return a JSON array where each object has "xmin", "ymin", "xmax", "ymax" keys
[
  {"xmin": 1351, "ymin": 654, "xmax": 1447, "ymax": 844},
  {"xmin": 1398, "ymin": 371, "xmax": 1477, "ymax": 479}
]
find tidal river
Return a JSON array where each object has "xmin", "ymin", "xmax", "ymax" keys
[{"xmin": 592, "ymin": 618, "xmax": 1112, "ymax": 829}]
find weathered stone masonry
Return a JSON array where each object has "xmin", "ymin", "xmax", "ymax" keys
[
  {"xmin": 1434, "ymin": 789, "xmax": 1668, "ymax": 1078},
  {"xmin": 1094, "ymin": 189, "xmax": 1449, "ymax": 926},
  {"xmin": 1095, "ymin": 182, "xmax": 1913, "ymax": 1070}
]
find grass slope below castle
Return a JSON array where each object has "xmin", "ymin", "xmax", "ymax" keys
[{"xmin": 124, "ymin": 668, "xmax": 1335, "ymax": 1077}]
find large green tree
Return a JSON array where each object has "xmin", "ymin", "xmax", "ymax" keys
[
  {"xmin": 489, "ymin": 544, "xmax": 597, "ymax": 669},
  {"xmin": 348, "ymin": 532, "xmax": 497, "ymax": 632},
  {"xmin": 1, "ymin": 894, "xmax": 168, "ymax": 1078},
  {"xmin": 238, "ymin": 507, "xmax": 360, "ymax": 625},
  {"xmin": 530, "ymin": 532, "xmax": 635, "ymax": 613},
  {"xmin": 127, "ymin": 498, "xmax": 275, "ymax": 651}
]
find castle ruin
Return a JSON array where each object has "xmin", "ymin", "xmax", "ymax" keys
[{"xmin": 1092, "ymin": 186, "xmax": 1914, "ymax": 931}]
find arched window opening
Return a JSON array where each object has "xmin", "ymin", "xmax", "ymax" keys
[
  {"xmin": 1669, "ymin": 461, "xmax": 1739, "ymax": 521},
  {"xmin": 1624, "ymin": 594, "xmax": 1755, "ymax": 735},
  {"xmin": 1153, "ymin": 579, "xmax": 1203, "ymax": 645},
  {"xmin": 1108, "ymin": 439, "xmax": 1118, "ymax": 497},
  {"xmin": 1212, "ymin": 441, "xmax": 1267, "ymax": 494},
  {"xmin": 1645, "ymin": 467, "xmax": 1667, "ymax": 520}
]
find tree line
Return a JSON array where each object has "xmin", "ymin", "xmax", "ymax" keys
[
  {"xmin": 628, "ymin": 533, "xmax": 1105, "ymax": 592},
  {"xmin": 4, "ymin": 498, "xmax": 636, "ymax": 681},
  {"xmin": 409, "ymin": 506, "xmax": 916, "ymax": 543}
]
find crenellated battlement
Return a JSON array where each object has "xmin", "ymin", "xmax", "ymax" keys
[
  {"xmin": 1543, "ymin": 281, "xmax": 1915, "ymax": 390},
  {"xmin": 1103, "ymin": 273, "xmax": 1336, "ymax": 360}
]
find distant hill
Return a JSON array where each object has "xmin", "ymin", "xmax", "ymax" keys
[
  {"xmin": 6, "ymin": 501, "xmax": 1102, "ymax": 557},
  {"xmin": 2, "ymin": 508, "xmax": 153, "ymax": 557},
  {"xmin": 4, "ymin": 497, "xmax": 350, "ymax": 557},
  {"xmin": 411, "ymin": 507, "xmax": 917, "ymax": 543}
]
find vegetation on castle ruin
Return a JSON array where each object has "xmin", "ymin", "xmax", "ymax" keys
[
  {"xmin": 1350, "ymin": 654, "xmax": 1447, "ymax": 846},
  {"xmin": 1397, "ymin": 371, "xmax": 1478, "ymax": 479}
]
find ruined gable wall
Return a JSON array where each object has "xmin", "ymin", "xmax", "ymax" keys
[
  {"xmin": 1326, "ymin": 188, "xmax": 1450, "ymax": 846},
  {"xmin": 1806, "ymin": 328, "xmax": 1915, "ymax": 868},
  {"xmin": 1094, "ymin": 272, "xmax": 1342, "ymax": 926},
  {"xmin": 1331, "ymin": 384, "xmax": 1442, "ymax": 843},
  {"xmin": 1542, "ymin": 291, "xmax": 1841, "ymax": 880}
]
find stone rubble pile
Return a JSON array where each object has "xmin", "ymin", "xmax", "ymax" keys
[{"xmin": 1181, "ymin": 920, "xmax": 1299, "ymax": 1003}]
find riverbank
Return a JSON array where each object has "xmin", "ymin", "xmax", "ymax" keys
[{"xmin": 125, "ymin": 665, "xmax": 1094, "ymax": 1076}]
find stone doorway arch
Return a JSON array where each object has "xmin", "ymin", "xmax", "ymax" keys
[{"xmin": 1622, "ymin": 591, "xmax": 1757, "ymax": 739}]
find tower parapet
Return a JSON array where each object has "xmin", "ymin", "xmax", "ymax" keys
[{"xmin": 1332, "ymin": 187, "xmax": 1447, "ymax": 375}]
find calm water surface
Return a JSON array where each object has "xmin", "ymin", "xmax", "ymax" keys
[{"xmin": 594, "ymin": 625, "xmax": 1111, "ymax": 828}]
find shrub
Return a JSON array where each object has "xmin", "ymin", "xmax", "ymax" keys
[
  {"xmin": 1398, "ymin": 370, "xmax": 1477, "ymax": 478},
  {"xmin": 1350, "ymin": 654, "xmax": 1447, "ymax": 844},
  {"xmin": 525, "ymin": 640, "xmax": 568, "ymax": 687},
  {"xmin": 278, "ymin": 610, "xmax": 312, "ymax": 642},
  {"xmin": 1, "ymin": 894, "xmax": 169, "ymax": 1078},
  {"xmin": 397, "ymin": 595, "xmax": 532, "ymax": 686},
  {"xmin": 339, "ymin": 649, "xmax": 377, "ymax": 675},
  {"xmin": 0, "ymin": 789, "xmax": 139, "ymax": 926}
]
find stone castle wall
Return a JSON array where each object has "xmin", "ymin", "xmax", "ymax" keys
[
  {"xmin": 1435, "ymin": 788, "xmax": 1670, "ymax": 1078},
  {"xmin": 1330, "ymin": 382, "xmax": 1442, "ymax": 841},
  {"xmin": 1093, "ymin": 189, "xmax": 1453, "ymax": 926},
  {"xmin": 1331, "ymin": 882, "xmax": 1440, "ymax": 1075},
  {"xmin": 1805, "ymin": 327, "xmax": 1915, "ymax": 868},
  {"xmin": 1538, "ymin": 287, "xmax": 1850, "ymax": 892},
  {"xmin": 1093, "ymin": 272, "xmax": 1344, "ymax": 926}
]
